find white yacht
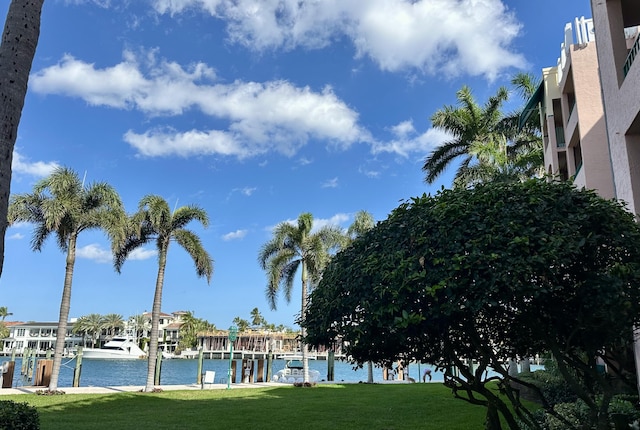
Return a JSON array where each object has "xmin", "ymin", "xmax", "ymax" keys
[
  {"xmin": 272, "ymin": 355, "xmax": 321, "ymax": 383},
  {"xmin": 81, "ymin": 335, "xmax": 146, "ymax": 360}
]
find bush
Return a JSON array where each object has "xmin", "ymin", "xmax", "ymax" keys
[
  {"xmin": 518, "ymin": 361, "xmax": 578, "ymax": 407},
  {"xmin": 0, "ymin": 400, "xmax": 40, "ymax": 430},
  {"xmin": 520, "ymin": 396, "xmax": 640, "ymax": 430}
]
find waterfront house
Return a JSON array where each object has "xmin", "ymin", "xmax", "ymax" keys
[{"xmin": 1, "ymin": 321, "xmax": 83, "ymax": 355}]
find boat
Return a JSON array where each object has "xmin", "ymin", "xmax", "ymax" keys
[
  {"xmin": 81, "ymin": 335, "xmax": 146, "ymax": 360},
  {"xmin": 272, "ymin": 355, "xmax": 321, "ymax": 383}
]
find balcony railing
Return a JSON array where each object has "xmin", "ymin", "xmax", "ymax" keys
[{"xmin": 624, "ymin": 32, "xmax": 640, "ymax": 77}]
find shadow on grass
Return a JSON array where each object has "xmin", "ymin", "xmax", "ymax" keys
[{"xmin": 9, "ymin": 384, "xmax": 488, "ymax": 430}]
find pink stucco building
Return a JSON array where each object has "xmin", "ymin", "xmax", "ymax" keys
[
  {"xmin": 527, "ymin": 17, "xmax": 615, "ymax": 199},
  {"xmin": 589, "ymin": 0, "xmax": 640, "ymax": 394},
  {"xmin": 590, "ymin": 0, "xmax": 640, "ymax": 213}
]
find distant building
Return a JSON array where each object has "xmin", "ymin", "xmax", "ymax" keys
[{"xmin": 2, "ymin": 321, "xmax": 83, "ymax": 354}]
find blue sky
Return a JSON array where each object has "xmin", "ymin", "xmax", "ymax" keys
[{"xmin": 1, "ymin": 0, "xmax": 591, "ymax": 329}]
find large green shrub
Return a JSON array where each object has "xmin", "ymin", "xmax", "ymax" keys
[{"xmin": 0, "ymin": 400, "xmax": 40, "ymax": 430}]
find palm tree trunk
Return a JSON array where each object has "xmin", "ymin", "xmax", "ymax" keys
[
  {"xmin": 0, "ymin": 0, "xmax": 44, "ymax": 278},
  {"xmin": 49, "ymin": 233, "xmax": 77, "ymax": 391},
  {"xmin": 301, "ymin": 262, "xmax": 309, "ymax": 384},
  {"xmin": 146, "ymin": 245, "xmax": 168, "ymax": 392}
]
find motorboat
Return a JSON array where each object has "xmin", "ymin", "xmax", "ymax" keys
[
  {"xmin": 272, "ymin": 355, "xmax": 321, "ymax": 383},
  {"xmin": 81, "ymin": 335, "xmax": 146, "ymax": 360}
]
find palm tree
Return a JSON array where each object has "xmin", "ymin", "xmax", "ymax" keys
[
  {"xmin": 72, "ymin": 313, "xmax": 104, "ymax": 347},
  {"xmin": 129, "ymin": 314, "xmax": 150, "ymax": 347},
  {"xmin": 101, "ymin": 313, "xmax": 125, "ymax": 337},
  {"xmin": 8, "ymin": 167, "xmax": 125, "ymax": 390},
  {"xmin": 0, "ymin": 0, "xmax": 45, "ymax": 278},
  {"xmin": 250, "ymin": 307, "xmax": 266, "ymax": 328},
  {"xmin": 115, "ymin": 195, "xmax": 213, "ymax": 392},
  {"xmin": 232, "ymin": 316, "xmax": 250, "ymax": 333},
  {"xmin": 258, "ymin": 212, "xmax": 344, "ymax": 383},
  {"xmin": 0, "ymin": 306, "xmax": 12, "ymax": 321},
  {"xmin": 346, "ymin": 211, "xmax": 376, "ymax": 383},
  {"xmin": 423, "ymin": 74, "xmax": 543, "ymax": 188},
  {"xmin": 423, "ymin": 85, "xmax": 510, "ymax": 185},
  {"xmin": 177, "ymin": 311, "xmax": 209, "ymax": 350},
  {"xmin": 346, "ymin": 210, "xmax": 375, "ymax": 242}
]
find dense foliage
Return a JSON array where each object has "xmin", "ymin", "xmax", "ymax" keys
[
  {"xmin": 304, "ymin": 180, "xmax": 640, "ymax": 430},
  {"xmin": 0, "ymin": 400, "xmax": 40, "ymax": 430}
]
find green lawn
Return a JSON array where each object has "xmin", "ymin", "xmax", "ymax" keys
[{"xmin": 2, "ymin": 384, "xmax": 496, "ymax": 430}]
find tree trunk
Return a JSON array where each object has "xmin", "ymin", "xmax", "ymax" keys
[
  {"xmin": 49, "ymin": 233, "xmax": 76, "ymax": 391},
  {"xmin": 146, "ymin": 245, "xmax": 167, "ymax": 392},
  {"xmin": 301, "ymin": 261, "xmax": 309, "ymax": 383},
  {"xmin": 0, "ymin": 0, "xmax": 44, "ymax": 277}
]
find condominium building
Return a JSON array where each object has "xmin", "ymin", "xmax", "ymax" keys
[
  {"xmin": 523, "ymin": 16, "xmax": 615, "ymax": 199},
  {"xmin": 590, "ymin": 0, "xmax": 640, "ymax": 214}
]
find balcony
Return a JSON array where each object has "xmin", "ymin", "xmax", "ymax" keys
[{"xmin": 624, "ymin": 32, "xmax": 640, "ymax": 76}]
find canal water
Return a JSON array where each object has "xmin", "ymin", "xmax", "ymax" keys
[{"xmin": 0, "ymin": 357, "xmax": 447, "ymax": 388}]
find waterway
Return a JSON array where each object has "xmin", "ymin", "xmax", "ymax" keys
[{"xmin": 0, "ymin": 356, "xmax": 445, "ymax": 388}]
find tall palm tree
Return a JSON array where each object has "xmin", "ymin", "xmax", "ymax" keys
[
  {"xmin": 345, "ymin": 211, "xmax": 376, "ymax": 383},
  {"xmin": 8, "ymin": 167, "xmax": 125, "ymax": 390},
  {"xmin": 72, "ymin": 313, "xmax": 104, "ymax": 347},
  {"xmin": 101, "ymin": 313, "xmax": 125, "ymax": 337},
  {"xmin": 423, "ymin": 74, "xmax": 543, "ymax": 188},
  {"xmin": 250, "ymin": 307, "xmax": 265, "ymax": 328},
  {"xmin": 346, "ymin": 210, "xmax": 375, "ymax": 242},
  {"xmin": 0, "ymin": 0, "xmax": 45, "ymax": 278},
  {"xmin": 258, "ymin": 212, "xmax": 344, "ymax": 383},
  {"xmin": 115, "ymin": 195, "xmax": 213, "ymax": 392},
  {"xmin": 423, "ymin": 85, "xmax": 509, "ymax": 185},
  {"xmin": 0, "ymin": 306, "xmax": 12, "ymax": 321}
]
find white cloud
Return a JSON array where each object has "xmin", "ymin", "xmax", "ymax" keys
[
  {"xmin": 153, "ymin": 0, "xmax": 225, "ymax": 15},
  {"xmin": 32, "ymin": 51, "xmax": 370, "ymax": 159},
  {"xmin": 222, "ymin": 229, "xmax": 248, "ymax": 241},
  {"xmin": 359, "ymin": 167, "xmax": 381, "ymax": 178},
  {"xmin": 76, "ymin": 244, "xmax": 112, "ymax": 263},
  {"xmin": 8, "ymin": 233, "xmax": 24, "ymax": 240},
  {"xmin": 372, "ymin": 120, "xmax": 452, "ymax": 157},
  {"xmin": 267, "ymin": 213, "xmax": 350, "ymax": 234},
  {"xmin": 128, "ymin": 247, "xmax": 158, "ymax": 261},
  {"xmin": 240, "ymin": 187, "xmax": 256, "ymax": 196},
  {"xmin": 64, "ymin": 0, "xmax": 114, "ymax": 7},
  {"xmin": 31, "ymin": 51, "xmax": 216, "ymax": 114},
  {"xmin": 151, "ymin": 0, "xmax": 526, "ymax": 78},
  {"xmin": 314, "ymin": 213, "xmax": 350, "ymax": 230},
  {"xmin": 77, "ymin": 244, "xmax": 156, "ymax": 263},
  {"xmin": 12, "ymin": 150, "xmax": 60, "ymax": 177},
  {"xmin": 321, "ymin": 177, "xmax": 339, "ymax": 188}
]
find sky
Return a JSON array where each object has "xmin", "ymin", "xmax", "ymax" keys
[{"xmin": 0, "ymin": 0, "xmax": 592, "ymax": 329}]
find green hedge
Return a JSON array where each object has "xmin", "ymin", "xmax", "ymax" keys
[{"xmin": 0, "ymin": 400, "xmax": 40, "ymax": 430}]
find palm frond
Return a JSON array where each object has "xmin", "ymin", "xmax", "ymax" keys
[{"xmin": 173, "ymin": 229, "xmax": 213, "ymax": 283}]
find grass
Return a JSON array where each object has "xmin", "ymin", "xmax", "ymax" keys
[{"xmin": 1, "ymin": 384, "xmax": 497, "ymax": 430}]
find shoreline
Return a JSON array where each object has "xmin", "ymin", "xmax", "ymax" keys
[{"xmin": 0, "ymin": 379, "xmax": 421, "ymax": 396}]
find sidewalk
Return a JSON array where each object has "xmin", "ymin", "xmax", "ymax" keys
[{"xmin": 0, "ymin": 381, "xmax": 287, "ymax": 396}]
